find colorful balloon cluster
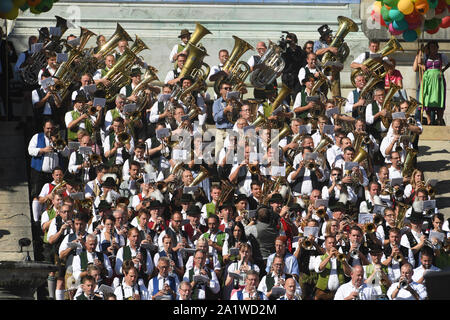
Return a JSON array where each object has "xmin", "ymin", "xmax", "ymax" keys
[
  {"xmin": 0, "ymin": 0, "xmax": 58, "ymax": 21},
  {"xmin": 371, "ymin": 0, "xmax": 450, "ymax": 41}
]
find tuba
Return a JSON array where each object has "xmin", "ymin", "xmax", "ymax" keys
[
  {"xmin": 250, "ymin": 40, "xmax": 285, "ymax": 88},
  {"xmin": 95, "ymin": 23, "xmax": 133, "ymax": 63},
  {"xmin": 401, "ymin": 148, "xmax": 418, "ymax": 178},
  {"xmin": 381, "ymin": 82, "xmax": 401, "ymax": 128},
  {"xmin": 310, "ymin": 69, "xmax": 330, "ymax": 96},
  {"xmin": 395, "ymin": 202, "xmax": 409, "ymax": 229},
  {"xmin": 189, "ymin": 166, "xmax": 210, "ymax": 187},
  {"xmin": 130, "ymin": 64, "xmax": 159, "ymax": 116},
  {"xmin": 53, "ymin": 27, "xmax": 97, "ymax": 101},
  {"xmin": 321, "ymin": 16, "xmax": 358, "ymax": 72},
  {"xmin": 313, "ymin": 135, "xmax": 334, "ymax": 154},
  {"xmin": 351, "ymin": 37, "xmax": 403, "ymax": 87},
  {"xmin": 269, "ymin": 83, "xmax": 292, "ymax": 116},
  {"xmin": 214, "ymin": 35, "xmax": 254, "ymax": 95},
  {"xmin": 21, "ymin": 16, "xmax": 69, "ymax": 85}
]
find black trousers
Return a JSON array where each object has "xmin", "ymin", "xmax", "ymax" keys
[{"xmin": 30, "ymin": 168, "xmax": 52, "ymax": 199}]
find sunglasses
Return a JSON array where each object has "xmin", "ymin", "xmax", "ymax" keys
[{"xmin": 223, "ymin": 87, "xmax": 232, "ymax": 91}]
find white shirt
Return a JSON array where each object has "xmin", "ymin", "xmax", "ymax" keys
[
  {"xmin": 344, "ymin": 88, "xmax": 362, "ymax": 114},
  {"xmin": 147, "ymin": 274, "xmax": 180, "ymax": 299},
  {"xmin": 71, "ymin": 250, "xmax": 113, "ymax": 281},
  {"xmin": 265, "ymin": 253, "xmax": 300, "ymax": 278},
  {"xmin": 114, "ymin": 246, "xmax": 154, "ymax": 276},
  {"xmin": 164, "ymin": 67, "xmax": 182, "ymax": 84},
  {"xmin": 102, "ymin": 133, "xmax": 135, "ymax": 166},
  {"xmin": 258, "ymin": 272, "xmax": 302, "ymax": 297},
  {"xmin": 334, "ymin": 281, "xmax": 376, "ymax": 300},
  {"xmin": 412, "ymin": 265, "xmax": 441, "ymax": 283},
  {"xmin": 365, "ymin": 102, "xmax": 387, "ymax": 132},
  {"xmin": 230, "ymin": 288, "xmax": 268, "ymax": 300},
  {"xmin": 169, "ymin": 43, "xmax": 187, "ymax": 63},
  {"xmin": 386, "ymin": 281, "xmax": 427, "ymax": 300},
  {"xmin": 388, "ymin": 165, "xmax": 403, "ymax": 180},
  {"xmin": 31, "ymin": 88, "xmax": 52, "ymax": 115},
  {"xmin": 114, "ymin": 279, "xmax": 149, "ymax": 300},
  {"xmin": 298, "ymin": 66, "xmax": 317, "ymax": 85},
  {"xmin": 104, "ymin": 108, "xmax": 125, "ymax": 134},
  {"xmin": 380, "ymin": 133, "xmax": 410, "ymax": 163}
]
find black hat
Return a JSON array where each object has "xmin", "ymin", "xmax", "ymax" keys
[
  {"xmin": 101, "ymin": 177, "xmax": 116, "ymax": 189},
  {"xmin": 302, "ymin": 72, "xmax": 315, "ymax": 85},
  {"xmin": 186, "ymin": 205, "xmax": 201, "ymax": 216},
  {"xmin": 288, "ymin": 203, "xmax": 302, "ymax": 211},
  {"xmin": 178, "ymin": 29, "xmax": 191, "ymax": 38},
  {"xmin": 130, "ymin": 67, "xmax": 142, "ymax": 77},
  {"xmin": 234, "ymin": 194, "xmax": 248, "ymax": 204},
  {"xmin": 74, "ymin": 92, "xmax": 88, "ymax": 103},
  {"xmin": 97, "ymin": 200, "xmax": 112, "ymax": 211},
  {"xmin": 180, "ymin": 193, "xmax": 194, "ymax": 204},
  {"xmin": 369, "ymin": 245, "xmax": 383, "ymax": 255},
  {"xmin": 219, "ymin": 201, "xmax": 234, "ymax": 211},
  {"xmin": 180, "ymin": 75, "xmax": 194, "ymax": 84},
  {"xmin": 409, "ymin": 209, "xmax": 424, "ymax": 224},
  {"xmin": 148, "ymin": 200, "xmax": 161, "ymax": 209},
  {"xmin": 318, "ymin": 24, "xmax": 333, "ymax": 37},
  {"xmin": 286, "ymin": 33, "xmax": 298, "ymax": 44},
  {"xmin": 330, "ymin": 202, "xmax": 346, "ymax": 212},
  {"xmin": 64, "ymin": 172, "xmax": 82, "ymax": 186},
  {"xmin": 269, "ymin": 193, "xmax": 283, "ymax": 204}
]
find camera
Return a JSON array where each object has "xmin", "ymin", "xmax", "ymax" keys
[{"xmin": 278, "ymin": 31, "xmax": 291, "ymax": 51}]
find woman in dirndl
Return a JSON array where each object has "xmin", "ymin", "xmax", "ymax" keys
[{"xmin": 414, "ymin": 41, "xmax": 449, "ymax": 125}]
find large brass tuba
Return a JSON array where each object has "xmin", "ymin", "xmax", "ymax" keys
[
  {"xmin": 21, "ymin": 16, "xmax": 69, "ymax": 85},
  {"xmin": 213, "ymin": 35, "xmax": 254, "ymax": 94},
  {"xmin": 95, "ymin": 23, "xmax": 133, "ymax": 61},
  {"xmin": 401, "ymin": 148, "xmax": 418, "ymax": 178},
  {"xmin": 351, "ymin": 36, "xmax": 403, "ymax": 87},
  {"xmin": 269, "ymin": 83, "xmax": 292, "ymax": 116},
  {"xmin": 321, "ymin": 16, "xmax": 358, "ymax": 72},
  {"xmin": 186, "ymin": 23, "xmax": 212, "ymax": 51},
  {"xmin": 130, "ymin": 64, "xmax": 159, "ymax": 118},
  {"xmin": 313, "ymin": 135, "xmax": 334, "ymax": 154},
  {"xmin": 250, "ymin": 40, "xmax": 285, "ymax": 88},
  {"xmin": 381, "ymin": 82, "xmax": 401, "ymax": 128},
  {"xmin": 53, "ymin": 27, "xmax": 97, "ymax": 101},
  {"xmin": 189, "ymin": 166, "xmax": 210, "ymax": 187}
]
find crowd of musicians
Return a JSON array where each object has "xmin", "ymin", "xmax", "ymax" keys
[{"xmin": 13, "ymin": 15, "xmax": 450, "ymax": 300}]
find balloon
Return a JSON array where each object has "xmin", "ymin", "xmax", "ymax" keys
[
  {"xmin": 408, "ymin": 19, "xmax": 422, "ymax": 29},
  {"xmin": 404, "ymin": 10, "xmax": 422, "ymax": 23},
  {"xmin": 398, "ymin": 0, "xmax": 414, "ymax": 14},
  {"xmin": 393, "ymin": 18, "xmax": 409, "ymax": 29},
  {"xmin": 5, "ymin": 5, "xmax": 19, "ymax": 20},
  {"xmin": 13, "ymin": 0, "xmax": 26, "ymax": 6},
  {"xmin": 34, "ymin": 0, "xmax": 52, "ymax": 12},
  {"xmin": 403, "ymin": 29, "xmax": 418, "ymax": 41},
  {"xmin": 440, "ymin": 15, "xmax": 450, "ymax": 27},
  {"xmin": 19, "ymin": 2, "xmax": 29, "ymax": 11},
  {"xmin": 373, "ymin": 0, "xmax": 382, "ymax": 12},
  {"xmin": 381, "ymin": 5, "xmax": 393, "ymax": 22},
  {"xmin": 424, "ymin": 17, "xmax": 441, "ymax": 29},
  {"xmin": 415, "ymin": 0, "xmax": 429, "ymax": 14},
  {"xmin": 426, "ymin": 26, "xmax": 440, "ymax": 33},
  {"xmin": 389, "ymin": 22, "xmax": 405, "ymax": 34},
  {"xmin": 26, "ymin": 0, "xmax": 41, "ymax": 6},
  {"xmin": 424, "ymin": 8, "xmax": 436, "ymax": 18},
  {"xmin": 384, "ymin": 0, "xmax": 399, "ymax": 7},
  {"xmin": 0, "ymin": 1, "xmax": 13, "ymax": 14},
  {"xmin": 389, "ymin": 8, "xmax": 405, "ymax": 21},
  {"xmin": 429, "ymin": 0, "xmax": 439, "ymax": 8},
  {"xmin": 436, "ymin": 0, "xmax": 447, "ymax": 13}
]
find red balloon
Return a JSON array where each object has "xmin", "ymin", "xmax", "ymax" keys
[
  {"xmin": 380, "ymin": 13, "xmax": 387, "ymax": 26},
  {"xmin": 27, "ymin": 0, "xmax": 41, "ymax": 6},
  {"xmin": 440, "ymin": 15, "xmax": 450, "ymax": 28},
  {"xmin": 404, "ymin": 10, "xmax": 421, "ymax": 23},
  {"xmin": 426, "ymin": 26, "xmax": 440, "ymax": 33}
]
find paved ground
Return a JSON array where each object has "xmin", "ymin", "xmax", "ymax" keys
[
  {"xmin": 417, "ymin": 137, "xmax": 450, "ymax": 219},
  {"xmin": 0, "ymin": 122, "xmax": 34, "ymax": 262}
]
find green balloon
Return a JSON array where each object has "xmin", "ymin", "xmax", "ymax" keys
[
  {"xmin": 19, "ymin": 3, "xmax": 29, "ymax": 11},
  {"xmin": 30, "ymin": 7, "xmax": 41, "ymax": 14},
  {"xmin": 381, "ymin": 5, "xmax": 392, "ymax": 23},
  {"xmin": 424, "ymin": 18, "xmax": 440, "ymax": 30},
  {"xmin": 34, "ymin": 0, "xmax": 52, "ymax": 12},
  {"xmin": 383, "ymin": 0, "xmax": 399, "ymax": 7}
]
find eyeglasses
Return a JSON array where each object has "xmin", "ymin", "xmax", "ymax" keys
[
  {"xmin": 223, "ymin": 87, "xmax": 232, "ymax": 91},
  {"xmin": 173, "ymin": 220, "xmax": 182, "ymax": 223},
  {"xmin": 391, "ymin": 157, "xmax": 400, "ymax": 160}
]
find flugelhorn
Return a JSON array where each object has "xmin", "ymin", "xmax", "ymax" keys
[{"xmin": 250, "ymin": 40, "xmax": 285, "ymax": 88}]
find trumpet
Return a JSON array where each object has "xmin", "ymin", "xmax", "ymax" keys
[
  {"xmin": 373, "ymin": 214, "xmax": 384, "ymax": 226},
  {"xmin": 302, "ymin": 237, "xmax": 314, "ymax": 250},
  {"xmin": 349, "ymin": 249, "xmax": 359, "ymax": 260},
  {"xmin": 364, "ymin": 222, "xmax": 377, "ymax": 234},
  {"xmin": 337, "ymin": 253, "xmax": 347, "ymax": 262},
  {"xmin": 399, "ymin": 279, "xmax": 409, "ymax": 289},
  {"xmin": 116, "ymin": 131, "xmax": 131, "ymax": 145},
  {"xmin": 89, "ymin": 153, "xmax": 103, "ymax": 167},
  {"xmin": 315, "ymin": 207, "xmax": 327, "ymax": 219},
  {"xmin": 306, "ymin": 160, "xmax": 317, "ymax": 171},
  {"xmin": 393, "ymin": 252, "xmax": 403, "ymax": 263}
]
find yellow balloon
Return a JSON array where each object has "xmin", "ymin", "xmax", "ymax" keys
[
  {"xmin": 398, "ymin": 0, "xmax": 414, "ymax": 14},
  {"xmin": 373, "ymin": 1, "xmax": 382, "ymax": 13},
  {"xmin": 5, "ymin": 6, "xmax": 19, "ymax": 20},
  {"xmin": 415, "ymin": 27, "xmax": 422, "ymax": 35}
]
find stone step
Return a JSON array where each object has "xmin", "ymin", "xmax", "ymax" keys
[
  {"xmin": 0, "ymin": 211, "xmax": 32, "ymax": 228},
  {"xmin": 420, "ymin": 126, "xmax": 450, "ymax": 141}
]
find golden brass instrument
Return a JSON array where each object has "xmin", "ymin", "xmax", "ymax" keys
[
  {"xmin": 313, "ymin": 135, "xmax": 334, "ymax": 154},
  {"xmin": 213, "ymin": 35, "xmax": 254, "ymax": 94},
  {"xmin": 353, "ymin": 131, "xmax": 371, "ymax": 152},
  {"xmin": 374, "ymin": 214, "xmax": 384, "ymax": 226},
  {"xmin": 269, "ymin": 83, "xmax": 292, "ymax": 116},
  {"xmin": 46, "ymin": 180, "xmax": 67, "ymax": 208},
  {"xmin": 395, "ymin": 202, "xmax": 409, "ymax": 229},
  {"xmin": 186, "ymin": 23, "xmax": 212, "ymax": 51},
  {"xmin": 21, "ymin": 16, "xmax": 69, "ymax": 85},
  {"xmin": 216, "ymin": 179, "xmax": 236, "ymax": 211},
  {"xmin": 353, "ymin": 147, "xmax": 368, "ymax": 164},
  {"xmin": 351, "ymin": 37, "xmax": 403, "ymax": 87},
  {"xmin": 381, "ymin": 82, "xmax": 401, "ymax": 128},
  {"xmin": 96, "ymin": 23, "xmax": 133, "ymax": 62},
  {"xmin": 401, "ymin": 148, "xmax": 418, "ymax": 178},
  {"xmin": 89, "ymin": 153, "xmax": 103, "ymax": 167},
  {"xmin": 310, "ymin": 69, "xmax": 330, "ymax": 96},
  {"xmin": 393, "ymin": 252, "xmax": 404, "ymax": 263},
  {"xmin": 224, "ymin": 97, "xmax": 243, "ymax": 124},
  {"xmin": 53, "ymin": 27, "xmax": 97, "ymax": 101},
  {"xmin": 268, "ymin": 122, "xmax": 292, "ymax": 147},
  {"xmin": 116, "ymin": 131, "xmax": 131, "ymax": 145},
  {"xmin": 321, "ymin": 16, "xmax": 358, "ymax": 73},
  {"xmin": 250, "ymin": 40, "xmax": 285, "ymax": 88},
  {"xmin": 364, "ymin": 222, "xmax": 376, "ymax": 234},
  {"xmin": 315, "ymin": 207, "xmax": 327, "ymax": 219},
  {"xmin": 302, "ymin": 238, "xmax": 314, "ymax": 250},
  {"xmin": 250, "ymin": 112, "xmax": 268, "ymax": 128},
  {"xmin": 337, "ymin": 253, "xmax": 347, "ymax": 262},
  {"xmin": 188, "ymin": 165, "xmax": 210, "ymax": 187},
  {"xmin": 51, "ymin": 130, "xmax": 67, "ymax": 152},
  {"xmin": 306, "ymin": 160, "xmax": 317, "ymax": 171}
]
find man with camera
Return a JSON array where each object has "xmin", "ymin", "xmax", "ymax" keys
[{"xmin": 280, "ymin": 32, "xmax": 306, "ymax": 104}]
